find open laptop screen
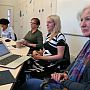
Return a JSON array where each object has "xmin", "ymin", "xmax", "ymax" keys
[{"xmin": 0, "ymin": 42, "xmax": 10, "ymax": 56}]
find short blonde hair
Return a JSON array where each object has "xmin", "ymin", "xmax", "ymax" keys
[{"xmin": 47, "ymin": 15, "xmax": 61, "ymax": 40}]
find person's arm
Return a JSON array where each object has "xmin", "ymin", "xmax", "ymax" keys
[
  {"xmin": 62, "ymin": 68, "xmax": 90, "ymax": 90},
  {"xmin": 25, "ymin": 42, "xmax": 37, "ymax": 47},
  {"xmin": 33, "ymin": 34, "xmax": 66, "ymax": 61},
  {"xmin": 50, "ymin": 62, "xmax": 75, "ymax": 81},
  {"xmin": 33, "ymin": 45, "xmax": 65, "ymax": 60},
  {"xmin": 23, "ymin": 31, "xmax": 43, "ymax": 49},
  {"xmin": 62, "ymin": 80, "xmax": 90, "ymax": 90},
  {"xmin": 51, "ymin": 68, "xmax": 90, "ymax": 90},
  {"xmin": 32, "ymin": 49, "xmax": 43, "ymax": 56},
  {"xmin": 9, "ymin": 27, "xmax": 15, "ymax": 40}
]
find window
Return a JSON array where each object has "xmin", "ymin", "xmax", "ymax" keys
[{"xmin": 8, "ymin": 9, "xmax": 11, "ymax": 26}]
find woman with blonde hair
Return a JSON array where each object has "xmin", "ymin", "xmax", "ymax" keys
[{"xmin": 47, "ymin": 15, "xmax": 61, "ymax": 41}]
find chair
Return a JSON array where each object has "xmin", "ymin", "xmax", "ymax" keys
[
  {"xmin": 14, "ymin": 33, "xmax": 17, "ymax": 41},
  {"xmin": 58, "ymin": 43, "xmax": 70, "ymax": 70}
]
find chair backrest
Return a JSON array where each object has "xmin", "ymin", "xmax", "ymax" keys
[
  {"xmin": 43, "ymin": 42, "xmax": 70, "ymax": 73},
  {"xmin": 14, "ymin": 33, "xmax": 17, "ymax": 41},
  {"xmin": 59, "ymin": 43, "xmax": 70, "ymax": 70}
]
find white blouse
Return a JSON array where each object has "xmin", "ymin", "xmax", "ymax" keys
[{"xmin": 1, "ymin": 27, "xmax": 15, "ymax": 40}]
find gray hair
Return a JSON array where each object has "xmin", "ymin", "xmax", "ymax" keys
[{"xmin": 77, "ymin": 6, "xmax": 90, "ymax": 21}]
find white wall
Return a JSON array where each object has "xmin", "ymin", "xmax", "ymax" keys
[
  {"xmin": 14, "ymin": 0, "xmax": 57, "ymax": 40},
  {"xmin": 57, "ymin": 0, "xmax": 90, "ymax": 35},
  {"xmin": 0, "ymin": 0, "xmax": 15, "ymax": 5}
]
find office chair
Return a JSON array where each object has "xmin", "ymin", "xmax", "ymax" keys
[{"xmin": 14, "ymin": 33, "xmax": 17, "ymax": 41}]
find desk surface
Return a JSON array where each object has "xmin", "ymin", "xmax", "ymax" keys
[{"xmin": 0, "ymin": 38, "xmax": 30, "ymax": 90}]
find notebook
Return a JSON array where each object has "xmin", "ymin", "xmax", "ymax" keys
[
  {"xmin": 0, "ymin": 70, "xmax": 16, "ymax": 85},
  {"xmin": 0, "ymin": 40, "xmax": 30, "ymax": 69}
]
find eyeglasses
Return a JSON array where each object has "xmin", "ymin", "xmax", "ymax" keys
[
  {"xmin": 80, "ymin": 16, "xmax": 90, "ymax": 22},
  {"xmin": 30, "ymin": 22, "xmax": 37, "ymax": 24}
]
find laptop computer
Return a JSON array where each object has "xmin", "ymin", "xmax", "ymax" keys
[
  {"xmin": 0, "ymin": 40, "xmax": 30, "ymax": 69},
  {"xmin": 0, "ymin": 29, "xmax": 1, "ymax": 38}
]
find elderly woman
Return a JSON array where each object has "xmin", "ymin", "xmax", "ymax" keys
[{"xmin": 18, "ymin": 6, "xmax": 90, "ymax": 90}]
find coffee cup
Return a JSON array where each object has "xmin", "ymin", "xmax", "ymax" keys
[{"xmin": 16, "ymin": 41, "xmax": 22, "ymax": 48}]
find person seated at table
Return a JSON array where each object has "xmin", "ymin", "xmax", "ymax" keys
[
  {"xmin": 23, "ymin": 15, "xmax": 70, "ymax": 79},
  {"xmin": 0, "ymin": 18, "xmax": 15, "ymax": 40},
  {"xmin": 20, "ymin": 18, "xmax": 43, "ymax": 54},
  {"xmin": 18, "ymin": 6, "xmax": 90, "ymax": 90}
]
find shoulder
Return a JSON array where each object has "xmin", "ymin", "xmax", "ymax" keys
[
  {"xmin": 56, "ymin": 33, "xmax": 66, "ymax": 41},
  {"xmin": 27, "ymin": 31, "xmax": 31, "ymax": 34},
  {"xmin": 8, "ymin": 27, "xmax": 13, "ymax": 30},
  {"xmin": 7, "ymin": 27, "xmax": 13, "ymax": 32},
  {"xmin": 37, "ymin": 30, "xmax": 42, "ymax": 35}
]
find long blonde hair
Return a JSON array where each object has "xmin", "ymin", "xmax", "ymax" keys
[{"xmin": 47, "ymin": 15, "xmax": 61, "ymax": 41}]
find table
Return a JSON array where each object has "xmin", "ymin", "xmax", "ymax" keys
[{"xmin": 0, "ymin": 38, "xmax": 30, "ymax": 90}]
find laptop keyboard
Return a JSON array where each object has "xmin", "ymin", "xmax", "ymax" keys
[{"xmin": 0, "ymin": 54, "xmax": 21, "ymax": 65}]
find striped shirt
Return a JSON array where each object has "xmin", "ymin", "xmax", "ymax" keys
[{"xmin": 43, "ymin": 33, "xmax": 66, "ymax": 56}]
